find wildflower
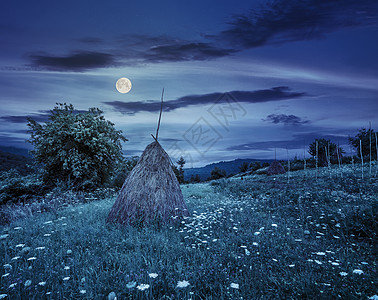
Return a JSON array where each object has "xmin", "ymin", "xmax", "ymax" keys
[
  {"xmin": 0, "ymin": 234, "xmax": 9, "ymax": 240},
  {"xmin": 149, "ymin": 273, "xmax": 158, "ymax": 278},
  {"xmin": 137, "ymin": 284, "xmax": 150, "ymax": 291},
  {"xmin": 176, "ymin": 280, "xmax": 190, "ymax": 288},
  {"xmin": 126, "ymin": 281, "xmax": 137, "ymax": 289},
  {"xmin": 79, "ymin": 290, "xmax": 86, "ymax": 294},
  {"xmin": 108, "ymin": 291, "xmax": 117, "ymax": 300},
  {"xmin": 38, "ymin": 282, "xmax": 46, "ymax": 286},
  {"xmin": 353, "ymin": 269, "xmax": 364, "ymax": 275},
  {"xmin": 339, "ymin": 272, "xmax": 348, "ymax": 276},
  {"xmin": 24, "ymin": 280, "xmax": 32, "ymax": 287},
  {"xmin": 63, "ymin": 277, "xmax": 70, "ymax": 281},
  {"xmin": 230, "ymin": 283, "xmax": 239, "ymax": 289}
]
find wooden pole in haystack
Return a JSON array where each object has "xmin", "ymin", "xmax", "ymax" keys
[{"xmin": 107, "ymin": 89, "xmax": 189, "ymax": 226}]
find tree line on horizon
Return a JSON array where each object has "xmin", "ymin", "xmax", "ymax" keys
[{"xmin": 0, "ymin": 103, "xmax": 377, "ymax": 205}]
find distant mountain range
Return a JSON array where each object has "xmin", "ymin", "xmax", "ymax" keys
[
  {"xmin": 184, "ymin": 158, "xmax": 274, "ymax": 181},
  {"xmin": 0, "ymin": 149, "xmax": 33, "ymax": 174},
  {"xmin": 0, "ymin": 146, "xmax": 31, "ymax": 157},
  {"xmin": 0, "ymin": 146, "xmax": 274, "ymax": 182}
]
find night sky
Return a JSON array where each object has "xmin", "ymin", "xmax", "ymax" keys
[{"xmin": 1, "ymin": 0, "xmax": 378, "ymax": 167}]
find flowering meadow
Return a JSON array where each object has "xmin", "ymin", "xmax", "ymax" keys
[{"xmin": 0, "ymin": 164, "xmax": 377, "ymax": 299}]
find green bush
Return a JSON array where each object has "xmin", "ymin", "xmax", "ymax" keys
[
  {"xmin": 0, "ymin": 169, "xmax": 45, "ymax": 205},
  {"xmin": 110, "ymin": 156, "xmax": 139, "ymax": 189},
  {"xmin": 27, "ymin": 103, "xmax": 127, "ymax": 190},
  {"xmin": 210, "ymin": 167, "xmax": 226, "ymax": 180}
]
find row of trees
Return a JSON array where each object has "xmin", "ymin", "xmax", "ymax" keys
[{"xmin": 22, "ymin": 103, "xmax": 377, "ymax": 190}]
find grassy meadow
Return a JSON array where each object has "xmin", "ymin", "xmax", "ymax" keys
[{"xmin": 0, "ymin": 163, "xmax": 377, "ymax": 299}]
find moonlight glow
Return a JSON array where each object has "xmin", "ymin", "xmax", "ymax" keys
[{"xmin": 116, "ymin": 77, "xmax": 132, "ymax": 93}]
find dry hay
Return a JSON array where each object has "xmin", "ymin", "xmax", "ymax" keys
[
  {"xmin": 107, "ymin": 141, "xmax": 189, "ymax": 226},
  {"xmin": 267, "ymin": 160, "xmax": 286, "ymax": 176}
]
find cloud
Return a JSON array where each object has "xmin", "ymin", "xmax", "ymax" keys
[
  {"xmin": 226, "ymin": 132, "xmax": 350, "ymax": 151},
  {"xmin": 26, "ymin": 35, "xmax": 235, "ymax": 71},
  {"xmin": 0, "ymin": 134, "xmax": 31, "ymax": 149},
  {"xmin": 0, "ymin": 113, "xmax": 50, "ymax": 124},
  {"xmin": 263, "ymin": 114, "xmax": 310, "ymax": 126},
  {"xmin": 77, "ymin": 37, "xmax": 104, "ymax": 44},
  {"xmin": 143, "ymin": 42, "xmax": 235, "ymax": 62},
  {"xmin": 0, "ymin": 108, "xmax": 87, "ymax": 124},
  {"xmin": 219, "ymin": 0, "xmax": 378, "ymax": 48},
  {"xmin": 29, "ymin": 51, "xmax": 117, "ymax": 71},
  {"xmin": 105, "ymin": 86, "xmax": 307, "ymax": 115},
  {"xmin": 16, "ymin": 1, "xmax": 378, "ymax": 72}
]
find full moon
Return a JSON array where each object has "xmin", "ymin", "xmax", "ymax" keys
[{"xmin": 116, "ymin": 77, "xmax": 132, "ymax": 93}]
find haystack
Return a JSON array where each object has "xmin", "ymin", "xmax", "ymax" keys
[
  {"xmin": 266, "ymin": 160, "xmax": 286, "ymax": 176},
  {"xmin": 107, "ymin": 140, "xmax": 189, "ymax": 226}
]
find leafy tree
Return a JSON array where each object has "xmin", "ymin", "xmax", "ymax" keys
[
  {"xmin": 112, "ymin": 156, "xmax": 139, "ymax": 189},
  {"xmin": 173, "ymin": 156, "xmax": 185, "ymax": 184},
  {"xmin": 27, "ymin": 103, "xmax": 127, "ymax": 190},
  {"xmin": 239, "ymin": 162, "xmax": 250, "ymax": 173},
  {"xmin": 210, "ymin": 167, "xmax": 227, "ymax": 180},
  {"xmin": 308, "ymin": 138, "xmax": 344, "ymax": 167},
  {"xmin": 349, "ymin": 128, "xmax": 377, "ymax": 159},
  {"xmin": 249, "ymin": 161, "xmax": 262, "ymax": 172},
  {"xmin": 190, "ymin": 174, "xmax": 201, "ymax": 183}
]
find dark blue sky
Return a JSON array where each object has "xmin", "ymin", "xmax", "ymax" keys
[{"xmin": 1, "ymin": 0, "xmax": 378, "ymax": 167}]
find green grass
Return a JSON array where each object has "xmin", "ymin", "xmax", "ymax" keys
[{"xmin": 1, "ymin": 163, "xmax": 377, "ymax": 299}]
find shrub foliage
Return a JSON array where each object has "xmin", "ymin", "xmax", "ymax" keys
[{"xmin": 27, "ymin": 103, "xmax": 127, "ymax": 189}]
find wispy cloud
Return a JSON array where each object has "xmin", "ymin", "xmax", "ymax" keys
[
  {"xmin": 20, "ymin": 0, "xmax": 378, "ymax": 72},
  {"xmin": 104, "ymin": 86, "xmax": 307, "ymax": 115},
  {"xmin": 26, "ymin": 35, "xmax": 235, "ymax": 71},
  {"xmin": 0, "ymin": 113, "xmax": 50, "ymax": 124},
  {"xmin": 263, "ymin": 114, "xmax": 310, "ymax": 126},
  {"xmin": 226, "ymin": 132, "xmax": 350, "ymax": 152},
  {"xmin": 28, "ymin": 51, "xmax": 117, "ymax": 72},
  {"xmin": 219, "ymin": 0, "xmax": 378, "ymax": 49}
]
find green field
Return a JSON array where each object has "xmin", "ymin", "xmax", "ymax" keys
[{"xmin": 1, "ymin": 164, "xmax": 377, "ymax": 299}]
